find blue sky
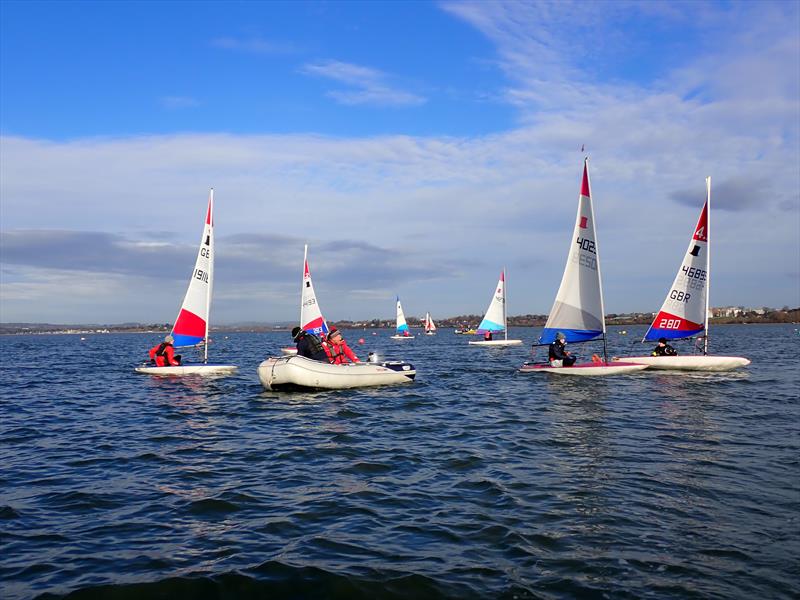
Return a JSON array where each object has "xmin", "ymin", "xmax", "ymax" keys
[{"xmin": 1, "ymin": 0, "xmax": 798, "ymax": 324}]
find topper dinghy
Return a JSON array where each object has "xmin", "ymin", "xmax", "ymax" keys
[
  {"xmin": 136, "ymin": 190, "xmax": 238, "ymax": 376},
  {"xmin": 391, "ymin": 297, "xmax": 415, "ymax": 339},
  {"xmin": 469, "ymin": 269, "xmax": 522, "ymax": 347},
  {"xmin": 280, "ymin": 245, "xmax": 329, "ymax": 355},
  {"xmin": 258, "ymin": 355, "xmax": 415, "ymax": 391},
  {"xmin": 519, "ymin": 159, "xmax": 648, "ymax": 376},
  {"xmin": 625, "ymin": 178, "xmax": 749, "ymax": 371}
]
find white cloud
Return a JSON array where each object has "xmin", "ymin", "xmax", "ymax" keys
[{"xmin": 301, "ymin": 60, "xmax": 427, "ymax": 107}]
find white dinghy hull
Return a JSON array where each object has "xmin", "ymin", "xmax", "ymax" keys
[
  {"xmin": 135, "ymin": 364, "xmax": 238, "ymax": 376},
  {"xmin": 520, "ymin": 361, "xmax": 649, "ymax": 376},
  {"xmin": 280, "ymin": 347, "xmax": 298, "ymax": 355},
  {"xmin": 468, "ymin": 339, "xmax": 523, "ymax": 347},
  {"xmin": 390, "ymin": 335, "xmax": 415, "ymax": 340},
  {"xmin": 258, "ymin": 355, "xmax": 415, "ymax": 391},
  {"xmin": 625, "ymin": 355, "xmax": 750, "ymax": 371}
]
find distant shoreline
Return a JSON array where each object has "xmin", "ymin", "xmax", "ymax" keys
[{"xmin": 1, "ymin": 311, "xmax": 797, "ymax": 336}]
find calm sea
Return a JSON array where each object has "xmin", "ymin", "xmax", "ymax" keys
[{"xmin": 1, "ymin": 324, "xmax": 798, "ymax": 599}]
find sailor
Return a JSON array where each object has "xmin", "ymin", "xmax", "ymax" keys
[
  {"xmin": 548, "ymin": 332, "xmax": 576, "ymax": 367},
  {"xmin": 292, "ymin": 327, "xmax": 329, "ymax": 362},
  {"xmin": 324, "ymin": 327, "xmax": 361, "ymax": 364},
  {"xmin": 484, "ymin": 331, "xmax": 493, "ymax": 341},
  {"xmin": 148, "ymin": 335, "xmax": 182, "ymax": 366},
  {"xmin": 652, "ymin": 337, "xmax": 678, "ymax": 356}
]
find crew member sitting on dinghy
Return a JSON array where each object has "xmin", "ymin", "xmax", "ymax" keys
[
  {"xmin": 652, "ymin": 337, "xmax": 678, "ymax": 356},
  {"xmin": 148, "ymin": 335, "xmax": 182, "ymax": 366},
  {"xmin": 324, "ymin": 327, "xmax": 360, "ymax": 364},
  {"xmin": 548, "ymin": 332, "xmax": 576, "ymax": 367},
  {"xmin": 292, "ymin": 327, "xmax": 329, "ymax": 362},
  {"xmin": 484, "ymin": 331, "xmax": 493, "ymax": 341}
]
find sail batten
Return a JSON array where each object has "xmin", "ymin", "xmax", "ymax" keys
[{"xmin": 539, "ymin": 160, "xmax": 605, "ymax": 345}]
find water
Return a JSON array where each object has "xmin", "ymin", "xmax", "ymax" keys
[{"xmin": 1, "ymin": 324, "xmax": 798, "ymax": 599}]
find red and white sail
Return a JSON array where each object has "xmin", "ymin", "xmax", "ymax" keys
[
  {"xmin": 300, "ymin": 245, "xmax": 328, "ymax": 336},
  {"xmin": 643, "ymin": 178, "xmax": 710, "ymax": 341},
  {"xmin": 171, "ymin": 190, "xmax": 214, "ymax": 349}
]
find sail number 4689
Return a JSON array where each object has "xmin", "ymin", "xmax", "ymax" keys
[{"xmin": 681, "ymin": 266, "xmax": 706, "ymax": 280}]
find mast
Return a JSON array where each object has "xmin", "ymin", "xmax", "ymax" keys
[
  {"xmin": 204, "ymin": 188, "xmax": 214, "ymax": 364},
  {"xmin": 301, "ymin": 243, "xmax": 308, "ymax": 326},
  {"xmin": 704, "ymin": 176, "xmax": 711, "ymax": 355},
  {"xmin": 586, "ymin": 159, "xmax": 608, "ymax": 362},
  {"xmin": 503, "ymin": 267, "xmax": 508, "ymax": 341}
]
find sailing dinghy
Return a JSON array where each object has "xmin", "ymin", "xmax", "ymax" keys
[
  {"xmin": 424, "ymin": 312, "xmax": 437, "ymax": 335},
  {"xmin": 626, "ymin": 178, "xmax": 749, "ymax": 371},
  {"xmin": 519, "ymin": 160, "xmax": 648, "ymax": 376},
  {"xmin": 391, "ymin": 297, "xmax": 415, "ymax": 339},
  {"xmin": 136, "ymin": 190, "xmax": 238, "ymax": 376},
  {"xmin": 468, "ymin": 269, "xmax": 522, "ymax": 347},
  {"xmin": 280, "ymin": 245, "xmax": 328, "ymax": 355}
]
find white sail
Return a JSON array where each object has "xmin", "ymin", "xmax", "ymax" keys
[
  {"xmin": 300, "ymin": 245, "xmax": 328, "ymax": 336},
  {"xmin": 540, "ymin": 159, "xmax": 605, "ymax": 344},
  {"xmin": 643, "ymin": 178, "xmax": 709, "ymax": 342},
  {"xmin": 477, "ymin": 270, "xmax": 507, "ymax": 334},
  {"xmin": 424, "ymin": 312, "xmax": 437, "ymax": 333},
  {"xmin": 395, "ymin": 297, "xmax": 410, "ymax": 334},
  {"xmin": 171, "ymin": 189, "xmax": 214, "ymax": 351}
]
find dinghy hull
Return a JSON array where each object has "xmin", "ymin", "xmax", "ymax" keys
[
  {"xmin": 468, "ymin": 339, "xmax": 523, "ymax": 347},
  {"xmin": 390, "ymin": 335, "xmax": 415, "ymax": 340},
  {"xmin": 519, "ymin": 361, "xmax": 649, "ymax": 376},
  {"xmin": 135, "ymin": 364, "xmax": 238, "ymax": 376},
  {"xmin": 258, "ymin": 355, "xmax": 415, "ymax": 391},
  {"xmin": 280, "ymin": 347, "xmax": 298, "ymax": 355},
  {"xmin": 625, "ymin": 355, "xmax": 750, "ymax": 371}
]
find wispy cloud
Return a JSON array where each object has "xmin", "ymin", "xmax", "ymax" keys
[
  {"xmin": 211, "ymin": 36, "xmax": 298, "ymax": 55},
  {"xmin": 301, "ymin": 60, "xmax": 426, "ymax": 107},
  {"xmin": 160, "ymin": 96, "xmax": 199, "ymax": 109}
]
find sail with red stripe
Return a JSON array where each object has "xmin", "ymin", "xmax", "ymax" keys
[
  {"xmin": 171, "ymin": 190, "xmax": 214, "ymax": 348},
  {"xmin": 540, "ymin": 159, "xmax": 605, "ymax": 344},
  {"xmin": 300, "ymin": 245, "xmax": 328, "ymax": 336},
  {"xmin": 643, "ymin": 179, "xmax": 710, "ymax": 341}
]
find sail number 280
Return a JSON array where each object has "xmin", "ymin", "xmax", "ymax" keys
[
  {"xmin": 681, "ymin": 266, "xmax": 706, "ymax": 280},
  {"xmin": 658, "ymin": 318, "xmax": 683, "ymax": 329}
]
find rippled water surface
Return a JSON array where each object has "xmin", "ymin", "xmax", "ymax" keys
[{"xmin": 1, "ymin": 325, "xmax": 798, "ymax": 599}]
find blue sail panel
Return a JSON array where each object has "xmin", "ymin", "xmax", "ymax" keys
[
  {"xmin": 476, "ymin": 318, "xmax": 504, "ymax": 334},
  {"xmin": 539, "ymin": 327, "xmax": 602, "ymax": 344},
  {"xmin": 396, "ymin": 323, "xmax": 409, "ymax": 333},
  {"xmin": 643, "ymin": 326, "xmax": 704, "ymax": 341},
  {"xmin": 172, "ymin": 333, "xmax": 204, "ymax": 348}
]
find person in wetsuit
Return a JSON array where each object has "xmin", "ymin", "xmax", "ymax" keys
[
  {"xmin": 652, "ymin": 337, "xmax": 678, "ymax": 356},
  {"xmin": 148, "ymin": 335, "xmax": 182, "ymax": 366},
  {"xmin": 548, "ymin": 332, "xmax": 576, "ymax": 367},
  {"xmin": 292, "ymin": 327, "xmax": 330, "ymax": 362}
]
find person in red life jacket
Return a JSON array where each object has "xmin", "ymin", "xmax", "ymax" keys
[
  {"xmin": 148, "ymin": 335, "xmax": 182, "ymax": 366},
  {"xmin": 484, "ymin": 331, "xmax": 493, "ymax": 341},
  {"xmin": 324, "ymin": 327, "xmax": 360, "ymax": 364}
]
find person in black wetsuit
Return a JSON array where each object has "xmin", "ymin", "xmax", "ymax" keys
[
  {"xmin": 652, "ymin": 337, "xmax": 678, "ymax": 356},
  {"xmin": 548, "ymin": 332, "xmax": 576, "ymax": 367},
  {"xmin": 292, "ymin": 326, "xmax": 330, "ymax": 362}
]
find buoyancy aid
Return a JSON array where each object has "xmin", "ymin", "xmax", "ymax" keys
[{"xmin": 154, "ymin": 342, "xmax": 176, "ymax": 366}]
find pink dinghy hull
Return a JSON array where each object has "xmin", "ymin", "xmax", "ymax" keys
[{"xmin": 519, "ymin": 361, "xmax": 649, "ymax": 376}]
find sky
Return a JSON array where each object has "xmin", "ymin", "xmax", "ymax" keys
[{"xmin": 1, "ymin": 0, "xmax": 798, "ymax": 325}]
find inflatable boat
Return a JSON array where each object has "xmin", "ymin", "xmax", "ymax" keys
[{"xmin": 258, "ymin": 355, "xmax": 416, "ymax": 391}]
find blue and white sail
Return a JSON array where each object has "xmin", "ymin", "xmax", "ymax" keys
[
  {"xmin": 477, "ymin": 270, "xmax": 507, "ymax": 334},
  {"xmin": 395, "ymin": 297, "xmax": 410, "ymax": 335},
  {"xmin": 539, "ymin": 159, "xmax": 606, "ymax": 344}
]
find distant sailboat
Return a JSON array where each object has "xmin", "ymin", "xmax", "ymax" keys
[
  {"xmin": 281, "ymin": 245, "xmax": 329, "ymax": 355},
  {"xmin": 424, "ymin": 312, "xmax": 437, "ymax": 335},
  {"xmin": 391, "ymin": 297, "xmax": 414, "ymax": 339},
  {"xmin": 626, "ymin": 177, "xmax": 750, "ymax": 371},
  {"xmin": 520, "ymin": 160, "xmax": 648, "ymax": 376},
  {"xmin": 136, "ymin": 189, "xmax": 237, "ymax": 376},
  {"xmin": 468, "ymin": 269, "xmax": 522, "ymax": 347}
]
